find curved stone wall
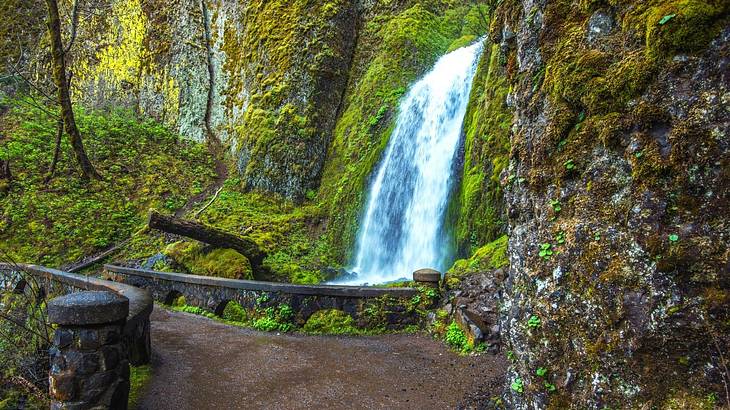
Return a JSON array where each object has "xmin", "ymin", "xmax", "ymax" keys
[
  {"xmin": 104, "ymin": 264, "xmax": 435, "ymax": 329},
  {"xmin": 0, "ymin": 263, "xmax": 153, "ymax": 365}
]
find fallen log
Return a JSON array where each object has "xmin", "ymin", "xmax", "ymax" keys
[{"xmin": 148, "ymin": 210, "xmax": 265, "ymax": 272}]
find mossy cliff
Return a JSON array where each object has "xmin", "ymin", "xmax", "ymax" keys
[
  {"xmin": 452, "ymin": 40, "xmax": 512, "ymax": 256},
  {"xmin": 487, "ymin": 0, "xmax": 729, "ymax": 407}
]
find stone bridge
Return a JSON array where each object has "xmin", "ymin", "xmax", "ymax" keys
[{"xmin": 103, "ymin": 265, "xmax": 441, "ymax": 329}]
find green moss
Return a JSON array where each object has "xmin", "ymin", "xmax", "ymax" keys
[
  {"xmin": 0, "ymin": 100, "xmax": 215, "ymax": 266},
  {"xmin": 222, "ymin": 300, "xmax": 247, "ymax": 323},
  {"xmin": 128, "ymin": 365, "xmax": 152, "ymax": 409},
  {"xmin": 303, "ymin": 309, "xmax": 361, "ymax": 334},
  {"xmin": 643, "ymin": 0, "xmax": 729, "ymax": 59},
  {"xmin": 163, "ymin": 242, "xmax": 252, "ymax": 280},
  {"xmin": 171, "ymin": 295, "xmax": 187, "ymax": 307},
  {"xmin": 448, "ymin": 235, "xmax": 508, "ymax": 278},
  {"xmin": 447, "ymin": 34, "xmax": 478, "ymax": 52},
  {"xmin": 454, "ymin": 43, "xmax": 512, "ymax": 254}
]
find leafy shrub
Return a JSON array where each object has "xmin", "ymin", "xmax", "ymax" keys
[{"xmin": 444, "ymin": 321, "xmax": 471, "ymax": 353}]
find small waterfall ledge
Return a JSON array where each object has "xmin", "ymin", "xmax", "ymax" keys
[{"xmin": 342, "ymin": 39, "xmax": 485, "ymax": 285}]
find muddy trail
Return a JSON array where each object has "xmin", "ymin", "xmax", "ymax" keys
[{"xmin": 137, "ymin": 307, "xmax": 507, "ymax": 410}]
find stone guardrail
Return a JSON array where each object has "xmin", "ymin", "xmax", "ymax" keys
[
  {"xmin": 0, "ymin": 263, "xmax": 153, "ymax": 409},
  {"xmin": 0, "ymin": 263, "xmax": 153, "ymax": 365},
  {"xmin": 104, "ymin": 265, "xmax": 441, "ymax": 329}
]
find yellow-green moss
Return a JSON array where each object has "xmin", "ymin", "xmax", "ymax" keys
[
  {"xmin": 454, "ymin": 42, "xmax": 512, "ymax": 254},
  {"xmin": 128, "ymin": 365, "xmax": 152, "ymax": 409},
  {"xmin": 163, "ymin": 241, "xmax": 253, "ymax": 280},
  {"xmin": 0, "ymin": 102, "xmax": 215, "ymax": 266},
  {"xmin": 303, "ymin": 309, "xmax": 360, "ymax": 334},
  {"xmin": 222, "ymin": 300, "xmax": 247, "ymax": 322},
  {"xmin": 448, "ymin": 234, "xmax": 508, "ymax": 281}
]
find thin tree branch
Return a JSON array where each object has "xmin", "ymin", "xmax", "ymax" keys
[{"xmin": 63, "ymin": 0, "xmax": 80, "ymax": 55}]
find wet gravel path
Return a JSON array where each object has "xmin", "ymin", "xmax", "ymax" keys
[{"xmin": 137, "ymin": 307, "xmax": 506, "ymax": 410}]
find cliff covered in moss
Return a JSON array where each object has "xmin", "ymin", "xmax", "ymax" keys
[{"xmin": 487, "ymin": 0, "xmax": 729, "ymax": 407}]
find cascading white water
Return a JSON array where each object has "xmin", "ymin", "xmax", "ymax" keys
[{"xmin": 342, "ymin": 39, "xmax": 484, "ymax": 285}]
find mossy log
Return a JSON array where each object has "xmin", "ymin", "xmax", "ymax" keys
[{"xmin": 148, "ymin": 210, "xmax": 265, "ymax": 273}]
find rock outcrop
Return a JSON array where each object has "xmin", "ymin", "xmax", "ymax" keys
[{"xmin": 491, "ymin": 0, "xmax": 729, "ymax": 407}]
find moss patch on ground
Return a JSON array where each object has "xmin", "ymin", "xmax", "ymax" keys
[
  {"xmin": 128, "ymin": 365, "xmax": 152, "ymax": 409},
  {"xmin": 0, "ymin": 99, "xmax": 216, "ymax": 266}
]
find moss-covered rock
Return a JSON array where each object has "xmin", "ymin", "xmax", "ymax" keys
[
  {"xmin": 164, "ymin": 241, "xmax": 253, "ymax": 280},
  {"xmin": 303, "ymin": 309, "xmax": 360, "ymax": 334},
  {"xmin": 446, "ymin": 234, "xmax": 508, "ymax": 288},
  {"xmin": 453, "ymin": 43, "xmax": 512, "ymax": 255},
  {"xmin": 492, "ymin": 0, "xmax": 730, "ymax": 406}
]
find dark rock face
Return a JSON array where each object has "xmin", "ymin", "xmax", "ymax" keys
[
  {"xmin": 492, "ymin": 0, "xmax": 730, "ymax": 407},
  {"xmin": 447, "ymin": 268, "xmax": 506, "ymax": 353}
]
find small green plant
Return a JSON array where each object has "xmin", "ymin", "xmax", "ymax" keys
[
  {"xmin": 527, "ymin": 315, "xmax": 541, "ymax": 329},
  {"xmin": 544, "ymin": 382, "xmax": 556, "ymax": 392},
  {"xmin": 669, "ymin": 233, "xmax": 679, "ymax": 243},
  {"xmin": 278, "ymin": 304, "xmax": 293, "ymax": 321},
  {"xmin": 539, "ymin": 243, "xmax": 553, "ymax": 260},
  {"xmin": 555, "ymin": 231, "xmax": 565, "ymax": 245},
  {"xmin": 634, "ymin": 150, "xmax": 644, "ymax": 159},
  {"xmin": 410, "ymin": 294, "xmax": 422, "ymax": 305},
  {"xmin": 222, "ymin": 301, "xmax": 247, "ymax": 323},
  {"xmin": 176, "ymin": 305, "xmax": 216, "ymax": 319},
  {"xmin": 255, "ymin": 294, "xmax": 269, "ymax": 305},
  {"xmin": 564, "ymin": 159, "xmax": 575, "ymax": 171},
  {"xmin": 557, "ymin": 139, "xmax": 567, "ymax": 150},
  {"xmin": 511, "ymin": 378, "xmax": 524, "ymax": 393},
  {"xmin": 549, "ymin": 199, "xmax": 561, "ymax": 213},
  {"xmin": 506, "ymin": 350, "xmax": 516, "ymax": 362},
  {"xmin": 658, "ymin": 13, "xmax": 676, "ymax": 25},
  {"xmin": 444, "ymin": 322, "xmax": 473, "ymax": 353},
  {"xmin": 594, "ymin": 232, "xmax": 601, "ymax": 241},
  {"xmin": 536, "ymin": 367, "xmax": 547, "ymax": 377},
  {"xmin": 252, "ymin": 316, "xmax": 280, "ymax": 332},
  {"xmin": 305, "ymin": 190, "xmax": 316, "ymax": 201},
  {"xmin": 424, "ymin": 288, "xmax": 438, "ymax": 300}
]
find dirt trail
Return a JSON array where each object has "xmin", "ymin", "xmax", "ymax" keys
[{"xmin": 137, "ymin": 308, "xmax": 506, "ymax": 410}]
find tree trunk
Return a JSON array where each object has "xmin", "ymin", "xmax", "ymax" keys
[
  {"xmin": 45, "ymin": 0, "xmax": 100, "ymax": 180},
  {"xmin": 148, "ymin": 210, "xmax": 266, "ymax": 273}
]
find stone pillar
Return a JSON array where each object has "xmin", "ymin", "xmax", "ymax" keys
[
  {"xmin": 48, "ymin": 291, "xmax": 130, "ymax": 410},
  {"xmin": 413, "ymin": 268, "xmax": 441, "ymax": 288}
]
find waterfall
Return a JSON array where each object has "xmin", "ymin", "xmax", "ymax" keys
[{"xmin": 343, "ymin": 39, "xmax": 484, "ymax": 285}]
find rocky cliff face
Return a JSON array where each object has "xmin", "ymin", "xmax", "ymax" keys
[
  {"xmin": 58, "ymin": 0, "xmax": 358, "ymax": 201},
  {"xmin": 491, "ymin": 0, "xmax": 729, "ymax": 407}
]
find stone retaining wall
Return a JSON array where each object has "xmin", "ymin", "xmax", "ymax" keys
[{"xmin": 104, "ymin": 265, "xmax": 438, "ymax": 330}]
